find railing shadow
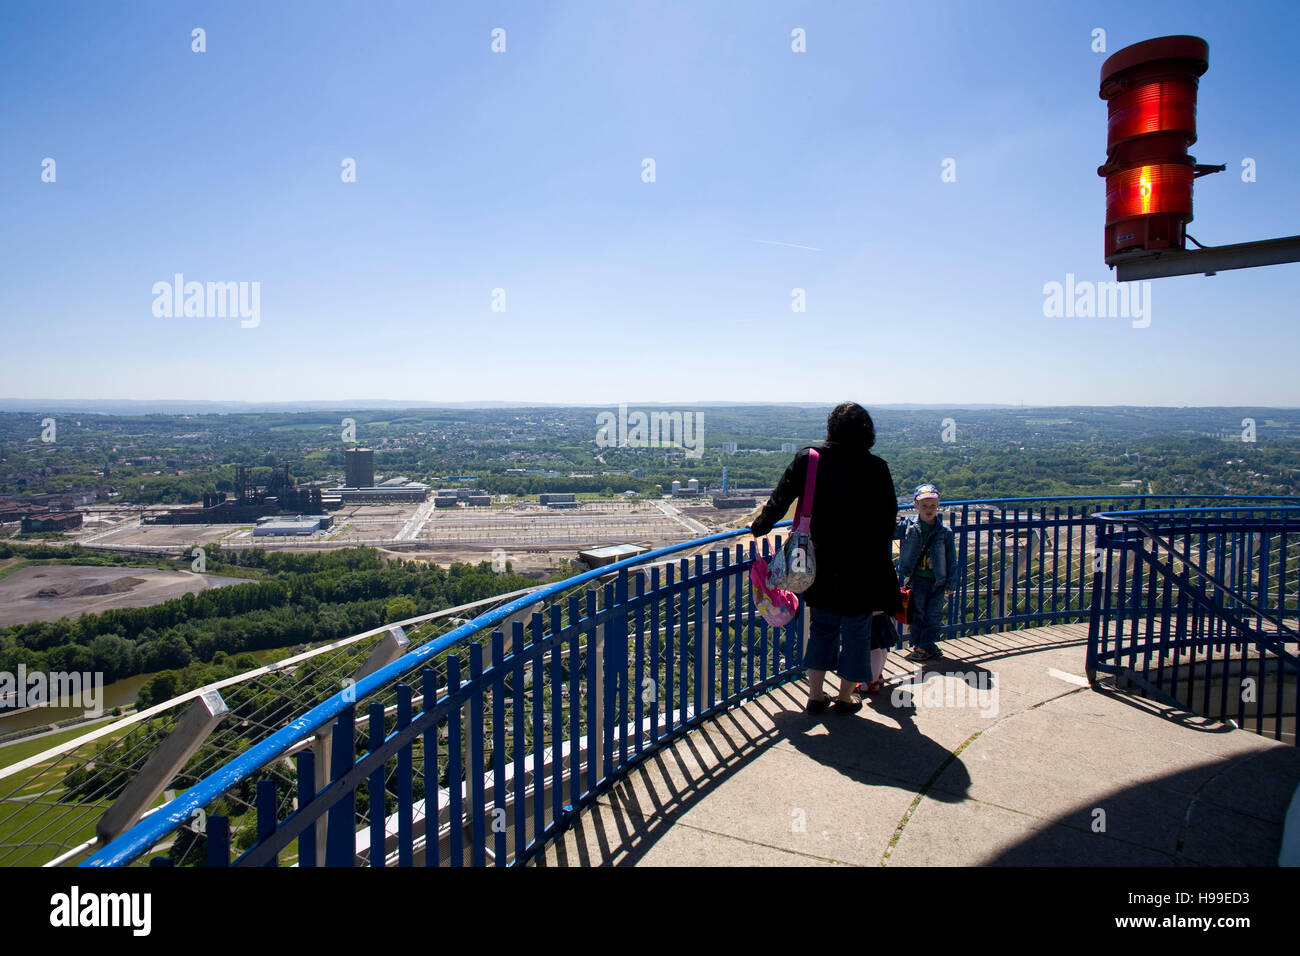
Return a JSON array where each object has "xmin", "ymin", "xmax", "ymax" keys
[
  {"xmin": 534, "ymin": 680, "xmax": 976, "ymax": 866},
  {"xmin": 535, "ymin": 685, "xmax": 800, "ymax": 866}
]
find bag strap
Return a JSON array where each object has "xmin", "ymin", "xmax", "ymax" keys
[{"xmin": 794, "ymin": 448, "xmax": 819, "ymax": 534}]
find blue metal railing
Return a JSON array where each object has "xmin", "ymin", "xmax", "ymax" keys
[
  {"xmin": 1088, "ymin": 506, "xmax": 1300, "ymax": 744},
  {"xmin": 82, "ymin": 494, "xmax": 1300, "ymax": 867}
]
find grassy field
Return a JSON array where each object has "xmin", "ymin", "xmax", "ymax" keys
[
  {"xmin": 0, "ymin": 717, "xmax": 137, "ymax": 866},
  {"xmin": 0, "ymin": 716, "xmax": 124, "ymax": 772}
]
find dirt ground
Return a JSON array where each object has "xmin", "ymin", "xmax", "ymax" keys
[{"xmin": 0, "ymin": 565, "xmax": 247, "ymax": 626}]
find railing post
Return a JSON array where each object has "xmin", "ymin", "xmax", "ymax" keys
[
  {"xmin": 95, "ymin": 690, "xmax": 228, "ymax": 848},
  {"xmin": 592, "ymin": 588, "xmax": 606, "ymax": 787},
  {"xmin": 325, "ymin": 705, "xmax": 356, "ymax": 867},
  {"xmin": 705, "ymin": 552, "xmax": 717, "ymax": 711},
  {"xmin": 695, "ymin": 554, "xmax": 706, "ymax": 716},
  {"xmin": 614, "ymin": 570, "xmax": 630, "ymax": 772},
  {"xmin": 1086, "ymin": 519, "xmax": 1105, "ymax": 684},
  {"xmin": 295, "ymin": 750, "xmax": 314, "ymax": 868},
  {"xmin": 311, "ymin": 729, "xmax": 330, "ymax": 866}
]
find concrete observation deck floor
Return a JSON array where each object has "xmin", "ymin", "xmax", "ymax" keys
[{"xmin": 535, "ymin": 623, "xmax": 1300, "ymax": 866}]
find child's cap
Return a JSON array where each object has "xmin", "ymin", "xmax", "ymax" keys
[{"xmin": 914, "ymin": 483, "xmax": 940, "ymax": 501}]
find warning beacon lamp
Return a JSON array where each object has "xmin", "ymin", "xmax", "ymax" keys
[
  {"xmin": 1097, "ymin": 35, "xmax": 1222, "ymax": 260},
  {"xmin": 1097, "ymin": 35, "xmax": 1300, "ymax": 281}
]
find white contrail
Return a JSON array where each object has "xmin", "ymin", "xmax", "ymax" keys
[{"xmin": 752, "ymin": 239, "xmax": 822, "ymax": 251}]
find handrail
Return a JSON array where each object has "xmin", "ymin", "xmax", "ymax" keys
[
  {"xmin": 0, "ymin": 585, "xmax": 543, "ymax": 784},
  {"xmin": 931, "ymin": 494, "xmax": 1300, "ymax": 508},
  {"xmin": 83, "ymin": 522, "xmax": 785, "ymax": 867},
  {"xmin": 1093, "ymin": 508, "xmax": 1300, "ymax": 647}
]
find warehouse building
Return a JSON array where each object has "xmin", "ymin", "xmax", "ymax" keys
[
  {"xmin": 253, "ymin": 515, "xmax": 331, "ymax": 537},
  {"xmin": 337, "ymin": 482, "xmax": 430, "ymax": 503},
  {"xmin": 577, "ymin": 544, "xmax": 648, "ymax": 570},
  {"xmin": 435, "ymin": 488, "xmax": 489, "ymax": 500}
]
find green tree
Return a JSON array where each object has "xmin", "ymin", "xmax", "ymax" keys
[{"xmin": 385, "ymin": 596, "xmax": 417, "ymax": 621}]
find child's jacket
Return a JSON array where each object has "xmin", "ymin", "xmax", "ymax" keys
[{"xmin": 896, "ymin": 515, "xmax": 958, "ymax": 590}]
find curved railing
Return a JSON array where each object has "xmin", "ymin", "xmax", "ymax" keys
[
  {"xmin": 0, "ymin": 584, "xmax": 544, "ymax": 868},
  {"xmin": 1088, "ymin": 506, "xmax": 1300, "ymax": 743},
  {"xmin": 80, "ymin": 494, "xmax": 1300, "ymax": 867}
]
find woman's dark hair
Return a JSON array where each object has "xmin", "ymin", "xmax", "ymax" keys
[{"xmin": 826, "ymin": 402, "xmax": 876, "ymax": 448}]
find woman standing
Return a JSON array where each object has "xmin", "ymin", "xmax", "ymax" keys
[{"xmin": 750, "ymin": 403, "xmax": 901, "ymax": 714}]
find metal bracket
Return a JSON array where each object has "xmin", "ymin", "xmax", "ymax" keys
[{"xmin": 1108, "ymin": 234, "xmax": 1300, "ymax": 281}]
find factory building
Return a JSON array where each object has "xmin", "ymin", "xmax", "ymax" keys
[
  {"xmin": 344, "ymin": 448, "xmax": 375, "ymax": 489},
  {"xmin": 670, "ymin": 479, "xmax": 698, "ymax": 497},
  {"xmin": 712, "ymin": 496, "xmax": 757, "ymax": 509},
  {"xmin": 539, "ymin": 493, "xmax": 575, "ymax": 505},
  {"xmin": 0, "ymin": 502, "xmax": 45, "ymax": 524},
  {"xmin": 21, "ymin": 511, "xmax": 84, "ymax": 533}
]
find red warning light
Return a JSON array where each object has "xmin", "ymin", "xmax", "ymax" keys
[{"xmin": 1098, "ymin": 36, "xmax": 1208, "ymax": 259}]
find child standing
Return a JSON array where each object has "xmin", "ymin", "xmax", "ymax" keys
[{"xmin": 897, "ymin": 483, "xmax": 957, "ymax": 662}]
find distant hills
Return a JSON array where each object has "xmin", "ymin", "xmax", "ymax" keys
[{"xmin": 1, "ymin": 398, "xmax": 1294, "ymax": 416}]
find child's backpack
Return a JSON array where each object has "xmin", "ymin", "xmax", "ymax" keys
[{"xmin": 750, "ymin": 556, "xmax": 799, "ymax": 628}]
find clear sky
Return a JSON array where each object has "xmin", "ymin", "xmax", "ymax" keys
[{"xmin": 2, "ymin": 0, "xmax": 1298, "ymax": 407}]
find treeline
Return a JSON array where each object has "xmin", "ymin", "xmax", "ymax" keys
[
  {"xmin": 0, "ymin": 541, "xmax": 182, "ymax": 569},
  {"xmin": 0, "ymin": 547, "xmax": 533, "ymax": 688},
  {"xmin": 475, "ymin": 474, "xmax": 660, "ymax": 497}
]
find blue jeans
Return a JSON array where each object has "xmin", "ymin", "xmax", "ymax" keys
[
  {"xmin": 804, "ymin": 607, "xmax": 871, "ymax": 684},
  {"xmin": 908, "ymin": 578, "xmax": 946, "ymax": 653}
]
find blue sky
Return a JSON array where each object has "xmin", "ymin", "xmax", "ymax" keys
[{"xmin": 2, "ymin": 0, "xmax": 1298, "ymax": 406}]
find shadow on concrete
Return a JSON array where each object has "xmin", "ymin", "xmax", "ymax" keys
[
  {"xmin": 773, "ymin": 692, "xmax": 973, "ymax": 805},
  {"xmin": 981, "ymin": 743, "xmax": 1300, "ymax": 866},
  {"xmin": 536, "ymin": 680, "xmax": 973, "ymax": 866},
  {"xmin": 536, "ymin": 684, "xmax": 801, "ymax": 867},
  {"xmin": 1089, "ymin": 678, "xmax": 1243, "ymax": 740}
]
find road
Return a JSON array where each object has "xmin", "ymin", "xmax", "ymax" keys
[
  {"xmin": 654, "ymin": 499, "xmax": 710, "ymax": 536},
  {"xmin": 394, "ymin": 497, "xmax": 438, "ymax": 541}
]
